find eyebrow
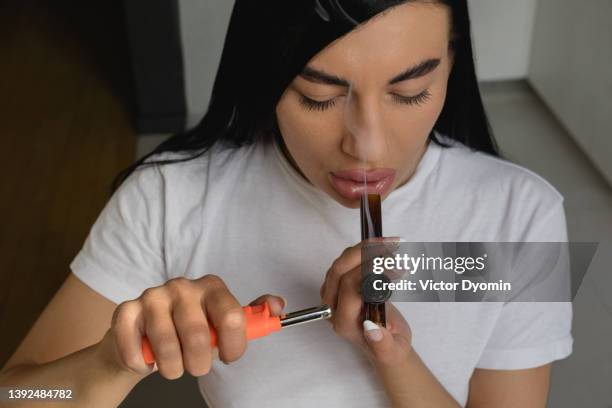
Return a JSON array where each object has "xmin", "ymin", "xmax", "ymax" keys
[{"xmin": 299, "ymin": 58, "xmax": 441, "ymax": 87}]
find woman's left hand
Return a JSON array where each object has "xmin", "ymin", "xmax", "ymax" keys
[{"xmin": 320, "ymin": 239, "xmax": 413, "ymax": 367}]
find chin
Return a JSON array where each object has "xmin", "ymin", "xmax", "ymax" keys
[
  {"xmin": 325, "ymin": 189, "xmax": 365, "ymax": 209},
  {"xmin": 337, "ymin": 197, "xmax": 361, "ymax": 209}
]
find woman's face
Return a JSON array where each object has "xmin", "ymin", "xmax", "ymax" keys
[{"xmin": 276, "ymin": 2, "xmax": 453, "ymax": 208}]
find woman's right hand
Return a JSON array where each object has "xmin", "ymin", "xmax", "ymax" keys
[{"xmin": 95, "ymin": 275, "xmax": 286, "ymax": 380}]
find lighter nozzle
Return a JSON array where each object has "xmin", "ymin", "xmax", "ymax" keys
[{"xmin": 280, "ymin": 304, "xmax": 333, "ymax": 328}]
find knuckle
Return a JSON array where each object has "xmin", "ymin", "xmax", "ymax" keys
[
  {"xmin": 112, "ymin": 301, "xmax": 139, "ymax": 327},
  {"xmin": 165, "ymin": 277, "xmax": 190, "ymax": 294},
  {"xmin": 141, "ymin": 286, "xmax": 157, "ymax": 298},
  {"xmin": 141, "ymin": 287, "xmax": 169, "ymax": 308},
  {"xmin": 201, "ymin": 274, "xmax": 223, "ymax": 288},
  {"xmin": 220, "ymin": 308, "xmax": 246, "ymax": 330},
  {"xmin": 341, "ymin": 246, "xmax": 352, "ymax": 258}
]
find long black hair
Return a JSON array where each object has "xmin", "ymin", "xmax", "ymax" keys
[{"xmin": 111, "ymin": 0, "xmax": 498, "ymax": 195}]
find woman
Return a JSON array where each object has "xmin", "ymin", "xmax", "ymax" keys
[{"xmin": 0, "ymin": 0, "xmax": 572, "ymax": 406}]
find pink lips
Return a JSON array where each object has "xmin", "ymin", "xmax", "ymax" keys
[{"xmin": 329, "ymin": 168, "xmax": 396, "ymax": 200}]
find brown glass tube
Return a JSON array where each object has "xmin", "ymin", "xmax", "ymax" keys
[{"xmin": 360, "ymin": 194, "xmax": 386, "ymax": 327}]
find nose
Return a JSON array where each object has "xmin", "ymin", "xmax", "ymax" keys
[{"xmin": 341, "ymin": 92, "xmax": 389, "ymax": 163}]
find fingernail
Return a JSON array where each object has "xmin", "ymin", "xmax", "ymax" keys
[{"xmin": 363, "ymin": 320, "xmax": 383, "ymax": 342}]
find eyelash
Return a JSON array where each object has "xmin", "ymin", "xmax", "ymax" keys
[
  {"xmin": 298, "ymin": 96, "xmax": 338, "ymax": 111},
  {"xmin": 390, "ymin": 90, "xmax": 432, "ymax": 107},
  {"xmin": 298, "ymin": 90, "xmax": 432, "ymax": 112}
]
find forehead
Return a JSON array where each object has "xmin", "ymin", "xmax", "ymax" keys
[{"xmin": 306, "ymin": 2, "xmax": 451, "ymax": 82}]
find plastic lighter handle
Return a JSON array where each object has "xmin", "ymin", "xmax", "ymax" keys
[{"xmin": 141, "ymin": 303, "xmax": 281, "ymax": 365}]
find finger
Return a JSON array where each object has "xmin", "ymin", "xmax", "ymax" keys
[
  {"xmin": 249, "ymin": 294, "xmax": 287, "ymax": 316},
  {"xmin": 203, "ymin": 281, "xmax": 247, "ymax": 364},
  {"xmin": 173, "ymin": 295, "xmax": 212, "ymax": 376},
  {"xmin": 363, "ymin": 320, "xmax": 411, "ymax": 367},
  {"xmin": 333, "ymin": 266, "xmax": 365, "ymax": 341},
  {"xmin": 142, "ymin": 289, "xmax": 184, "ymax": 379},
  {"xmin": 112, "ymin": 300, "xmax": 151, "ymax": 375},
  {"xmin": 321, "ymin": 237, "xmax": 400, "ymax": 308},
  {"xmin": 321, "ymin": 243, "xmax": 363, "ymax": 308},
  {"xmin": 364, "ymin": 239, "xmax": 403, "ymax": 279}
]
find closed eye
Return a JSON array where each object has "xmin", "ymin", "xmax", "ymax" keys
[
  {"xmin": 390, "ymin": 89, "xmax": 432, "ymax": 106},
  {"xmin": 298, "ymin": 89, "xmax": 432, "ymax": 112},
  {"xmin": 298, "ymin": 95, "xmax": 338, "ymax": 111}
]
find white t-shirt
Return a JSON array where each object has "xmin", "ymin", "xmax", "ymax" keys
[{"xmin": 70, "ymin": 132, "xmax": 573, "ymax": 407}]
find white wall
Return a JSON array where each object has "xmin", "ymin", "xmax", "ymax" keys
[
  {"xmin": 178, "ymin": 0, "xmax": 234, "ymax": 129},
  {"xmin": 529, "ymin": 0, "xmax": 612, "ymax": 186},
  {"xmin": 468, "ymin": 0, "xmax": 538, "ymax": 81}
]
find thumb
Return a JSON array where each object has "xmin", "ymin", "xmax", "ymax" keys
[
  {"xmin": 363, "ymin": 320, "xmax": 410, "ymax": 365},
  {"xmin": 248, "ymin": 294, "xmax": 287, "ymax": 316}
]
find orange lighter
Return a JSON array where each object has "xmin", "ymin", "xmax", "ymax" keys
[{"xmin": 141, "ymin": 303, "xmax": 332, "ymax": 364}]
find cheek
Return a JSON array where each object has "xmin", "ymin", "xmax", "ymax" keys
[
  {"xmin": 389, "ymin": 93, "xmax": 444, "ymax": 148},
  {"xmin": 276, "ymin": 95, "xmax": 342, "ymax": 162},
  {"xmin": 414, "ymin": 95, "xmax": 444, "ymax": 136},
  {"xmin": 387, "ymin": 83, "xmax": 447, "ymax": 165}
]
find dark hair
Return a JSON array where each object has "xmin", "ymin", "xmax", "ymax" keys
[{"xmin": 111, "ymin": 0, "xmax": 498, "ymax": 195}]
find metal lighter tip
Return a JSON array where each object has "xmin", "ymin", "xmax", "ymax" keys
[{"xmin": 280, "ymin": 304, "xmax": 333, "ymax": 328}]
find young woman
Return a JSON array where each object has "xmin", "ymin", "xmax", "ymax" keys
[{"xmin": 1, "ymin": 1, "xmax": 572, "ymax": 406}]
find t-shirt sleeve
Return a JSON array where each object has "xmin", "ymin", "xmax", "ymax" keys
[
  {"xmin": 476, "ymin": 195, "xmax": 574, "ymax": 370},
  {"xmin": 70, "ymin": 162, "xmax": 168, "ymax": 304}
]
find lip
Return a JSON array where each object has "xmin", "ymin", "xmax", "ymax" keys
[{"xmin": 329, "ymin": 168, "xmax": 396, "ymax": 200}]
